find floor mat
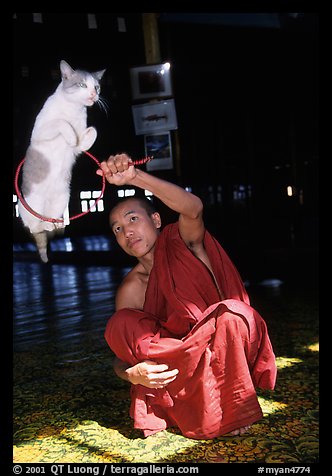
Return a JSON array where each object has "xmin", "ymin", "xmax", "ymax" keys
[{"xmin": 13, "ymin": 263, "xmax": 319, "ymax": 464}]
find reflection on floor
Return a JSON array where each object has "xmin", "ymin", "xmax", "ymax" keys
[
  {"xmin": 13, "ymin": 249, "xmax": 319, "ymax": 464},
  {"xmin": 13, "ymin": 261, "xmax": 129, "ymax": 352},
  {"xmin": 13, "ymin": 235, "xmax": 113, "ymax": 254}
]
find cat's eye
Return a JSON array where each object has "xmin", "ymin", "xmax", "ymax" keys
[
  {"xmin": 77, "ymin": 82, "xmax": 87, "ymax": 88},
  {"xmin": 95, "ymin": 85, "xmax": 100, "ymax": 94}
]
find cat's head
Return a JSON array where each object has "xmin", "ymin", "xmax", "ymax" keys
[{"xmin": 59, "ymin": 60, "xmax": 106, "ymax": 108}]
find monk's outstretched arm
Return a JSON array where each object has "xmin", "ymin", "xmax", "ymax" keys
[{"xmin": 97, "ymin": 153, "xmax": 205, "ymax": 246}]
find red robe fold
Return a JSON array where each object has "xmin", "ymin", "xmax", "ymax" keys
[{"xmin": 105, "ymin": 223, "xmax": 277, "ymax": 439}]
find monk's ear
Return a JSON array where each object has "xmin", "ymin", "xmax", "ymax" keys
[{"xmin": 152, "ymin": 212, "xmax": 162, "ymax": 229}]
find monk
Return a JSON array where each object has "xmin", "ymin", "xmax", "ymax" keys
[{"xmin": 97, "ymin": 153, "xmax": 277, "ymax": 439}]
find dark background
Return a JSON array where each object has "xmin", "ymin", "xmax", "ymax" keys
[{"xmin": 12, "ymin": 12, "xmax": 319, "ymax": 282}]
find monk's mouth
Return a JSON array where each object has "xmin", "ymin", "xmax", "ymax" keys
[{"xmin": 128, "ymin": 239, "xmax": 141, "ymax": 249}]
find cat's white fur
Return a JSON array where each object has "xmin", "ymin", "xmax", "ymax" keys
[{"xmin": 18, "ymin": 60, "xmax": 105, "ymax": 262}]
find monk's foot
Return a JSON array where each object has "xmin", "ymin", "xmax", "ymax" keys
[{"xmin": 229, "ymin": 425, "xmax": 251, "ymax": 436}]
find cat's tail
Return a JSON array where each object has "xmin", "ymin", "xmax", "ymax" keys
[{"xmin": 33, "ymin": 231, "xmax": 49, "ymax": 263}]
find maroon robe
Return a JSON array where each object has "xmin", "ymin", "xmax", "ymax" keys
[{"xmin": 105, "ymin": 223, "xmax": 277, "ymax": 439}]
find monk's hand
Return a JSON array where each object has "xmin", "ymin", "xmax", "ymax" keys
[
  {"xmin": 96, "ymin": 153, "xmax": 137, "ymax": 185},
  {"xmin": 126, "ymin": 360, "xmax": 179, "ymax": 389}
]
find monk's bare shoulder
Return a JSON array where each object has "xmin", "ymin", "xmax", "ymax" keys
[{"xmin": 115, "ymin": 263, "xmax": 149, "ymax": 311}]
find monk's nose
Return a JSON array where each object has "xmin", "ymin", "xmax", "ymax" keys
[{"xmin": 124, "ymin": 227, "xmax": 133, "ymax": 238}]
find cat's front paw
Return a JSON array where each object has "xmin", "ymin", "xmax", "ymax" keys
[
  {"xmin": 79, "ymin": 127, "xmax": 97, "ymax": 151},
  {"xmin": 61, "ymin": 121, "xmax": 78, "ymax": 146}
]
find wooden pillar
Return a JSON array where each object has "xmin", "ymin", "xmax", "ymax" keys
[
  {"xmin": 141, "ymin": 13, "xmax": 182, "ymax": 179},
  {"xmin": 142, "ymin": 13, "xmax": 161, "ymax": 64}
]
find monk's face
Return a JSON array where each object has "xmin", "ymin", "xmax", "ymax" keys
[{"xmin": 110, "ymin": 199, "xmax": 161, "ymax": 258}]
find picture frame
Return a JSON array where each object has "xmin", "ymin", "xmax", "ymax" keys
[
  {"xmin": 131, "ymin": 99, "xmax": 178, "ymax": 136},
  {"xmin": 144, "ymin": 132, "xmax": 173, "ymax": 171},
  {"xmin": 130, "ymin": 63, "xmax": 173, "ymax": 101}
]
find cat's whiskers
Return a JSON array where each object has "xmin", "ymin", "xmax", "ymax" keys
[{"xmin": 96, "ymin": 95, "xmax": 109, "ymax": 116}]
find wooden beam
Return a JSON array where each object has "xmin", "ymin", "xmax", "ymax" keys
[
  {"xmin": 141, "ymin": 13, "xmax": 182, "ymax": 179},
  {"xmin": 142, "ymin": 13, "xmax": 161, "ymax": 64}
]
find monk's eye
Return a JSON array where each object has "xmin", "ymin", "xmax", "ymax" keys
[
  {"xmin": 113, "ymin": 226, "xmax": 121, "ymax": 234},
  {"xmin": 77, "ymin": 82, "xmax": 87, "ymax": 88},
  {"xmin": 130, "ymin": 216, "xmax": 138, "ymax": 222}
]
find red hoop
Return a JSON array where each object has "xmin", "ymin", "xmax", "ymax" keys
[
  {"xmin": 14, "ymin": 152, "xmax": 153, "ymax": 224},
  {"xmin": 14, "ymin": 150, "xmax": 106, "ymax": 223}
]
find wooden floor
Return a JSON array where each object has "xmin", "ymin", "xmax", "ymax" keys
[
  {"xmin": 13, "ymin": 260, "xmax": 129, "ymax": 354},
  {"xmin": 13, "ymin": 236, "xmax": 318, "ymax": 354}
]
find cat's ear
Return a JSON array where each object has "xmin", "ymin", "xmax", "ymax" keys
[
  {"xmin": 60, "ymin": 60, "xmax": 76, "ymax": 80},
  {"xmin": 93, "ymin": 69, "xmax": 106, "ymax": 81}
]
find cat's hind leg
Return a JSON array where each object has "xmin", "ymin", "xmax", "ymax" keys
[
  {"xmin": 33, "ymin": 231, "xmax": 49, "ymax": 263},
  {"xmin": 17, "ymin": 203, "xmax": 49, "ymax": 262},
  {"xmin": 42, "ymin": 192, "xmax": 69, "ymax": 231},
  {"xmin": 18, "ymin": 199, "xmax": 47, "ymax": 234}
]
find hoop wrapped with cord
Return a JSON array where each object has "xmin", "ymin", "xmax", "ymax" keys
[{"xmin": 14, "ymin": 151, "xmax": 152, "ymax": 223}]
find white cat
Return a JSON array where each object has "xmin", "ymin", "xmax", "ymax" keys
[{"xmin": 18, "ymin": 60, "xmax": 106, "ymax": 263}]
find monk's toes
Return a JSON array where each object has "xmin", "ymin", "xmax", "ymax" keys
[{"xmin": 229, "ymin": 425, "xmax": 251, "ymax": 436}]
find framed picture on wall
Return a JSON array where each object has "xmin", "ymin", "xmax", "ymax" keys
[
  {"xmin": 130, "ymin": 63, "xmax": 173, "ymax": 101},
  {"xmin": 132, "ymin": 99, "xmax": 178, "ymax": 135},
  {"xmin": 144, "ymin": 132, "xmax": 173, "ymax": 171}
]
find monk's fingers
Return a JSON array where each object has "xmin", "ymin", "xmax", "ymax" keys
[
  {"xmin": 113, "ymin": 156, "xmax": 125, "ymax": 173},
  {"xmin": 98, "ymin": 161, "xmax": 113, "ymax": 178},
  {"xmin": 164, "ymin": 368, "xmax": 179, "ymax": 379},
  {"xmin": 96, "ymin": 153, "xmax": 133, "ymax": 178},
  {"xmin": 154, "ymin": 369, "xmax": 179, "ymax": 379},
  {"xmin": 145, "ymin": 362, "xmax": 169, "ymax": 373},
  {"xmin": 141, "ymin": 362, "xmax": 179, "ymax": 387},
  {"xmin": 114, "ymin": 153, "xmax": 131, "ymax": 172},
  {"xmin": 162, "ymin": 375, "xmax": 178, "ymax": 385},
  {"xmin": 105, "ymin": 156, "xmax": 120, "ymax": 175},
  {"xmin": 150, "ymin": 376, "xmax": 178, "ymax": 389},
  {"xmin": 149, "ymin": 369, "xmax": 179, "ymax": 383},
  {"xmin": 150, "ymin": 375, "xmax": 177, "ymax": 387}
]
